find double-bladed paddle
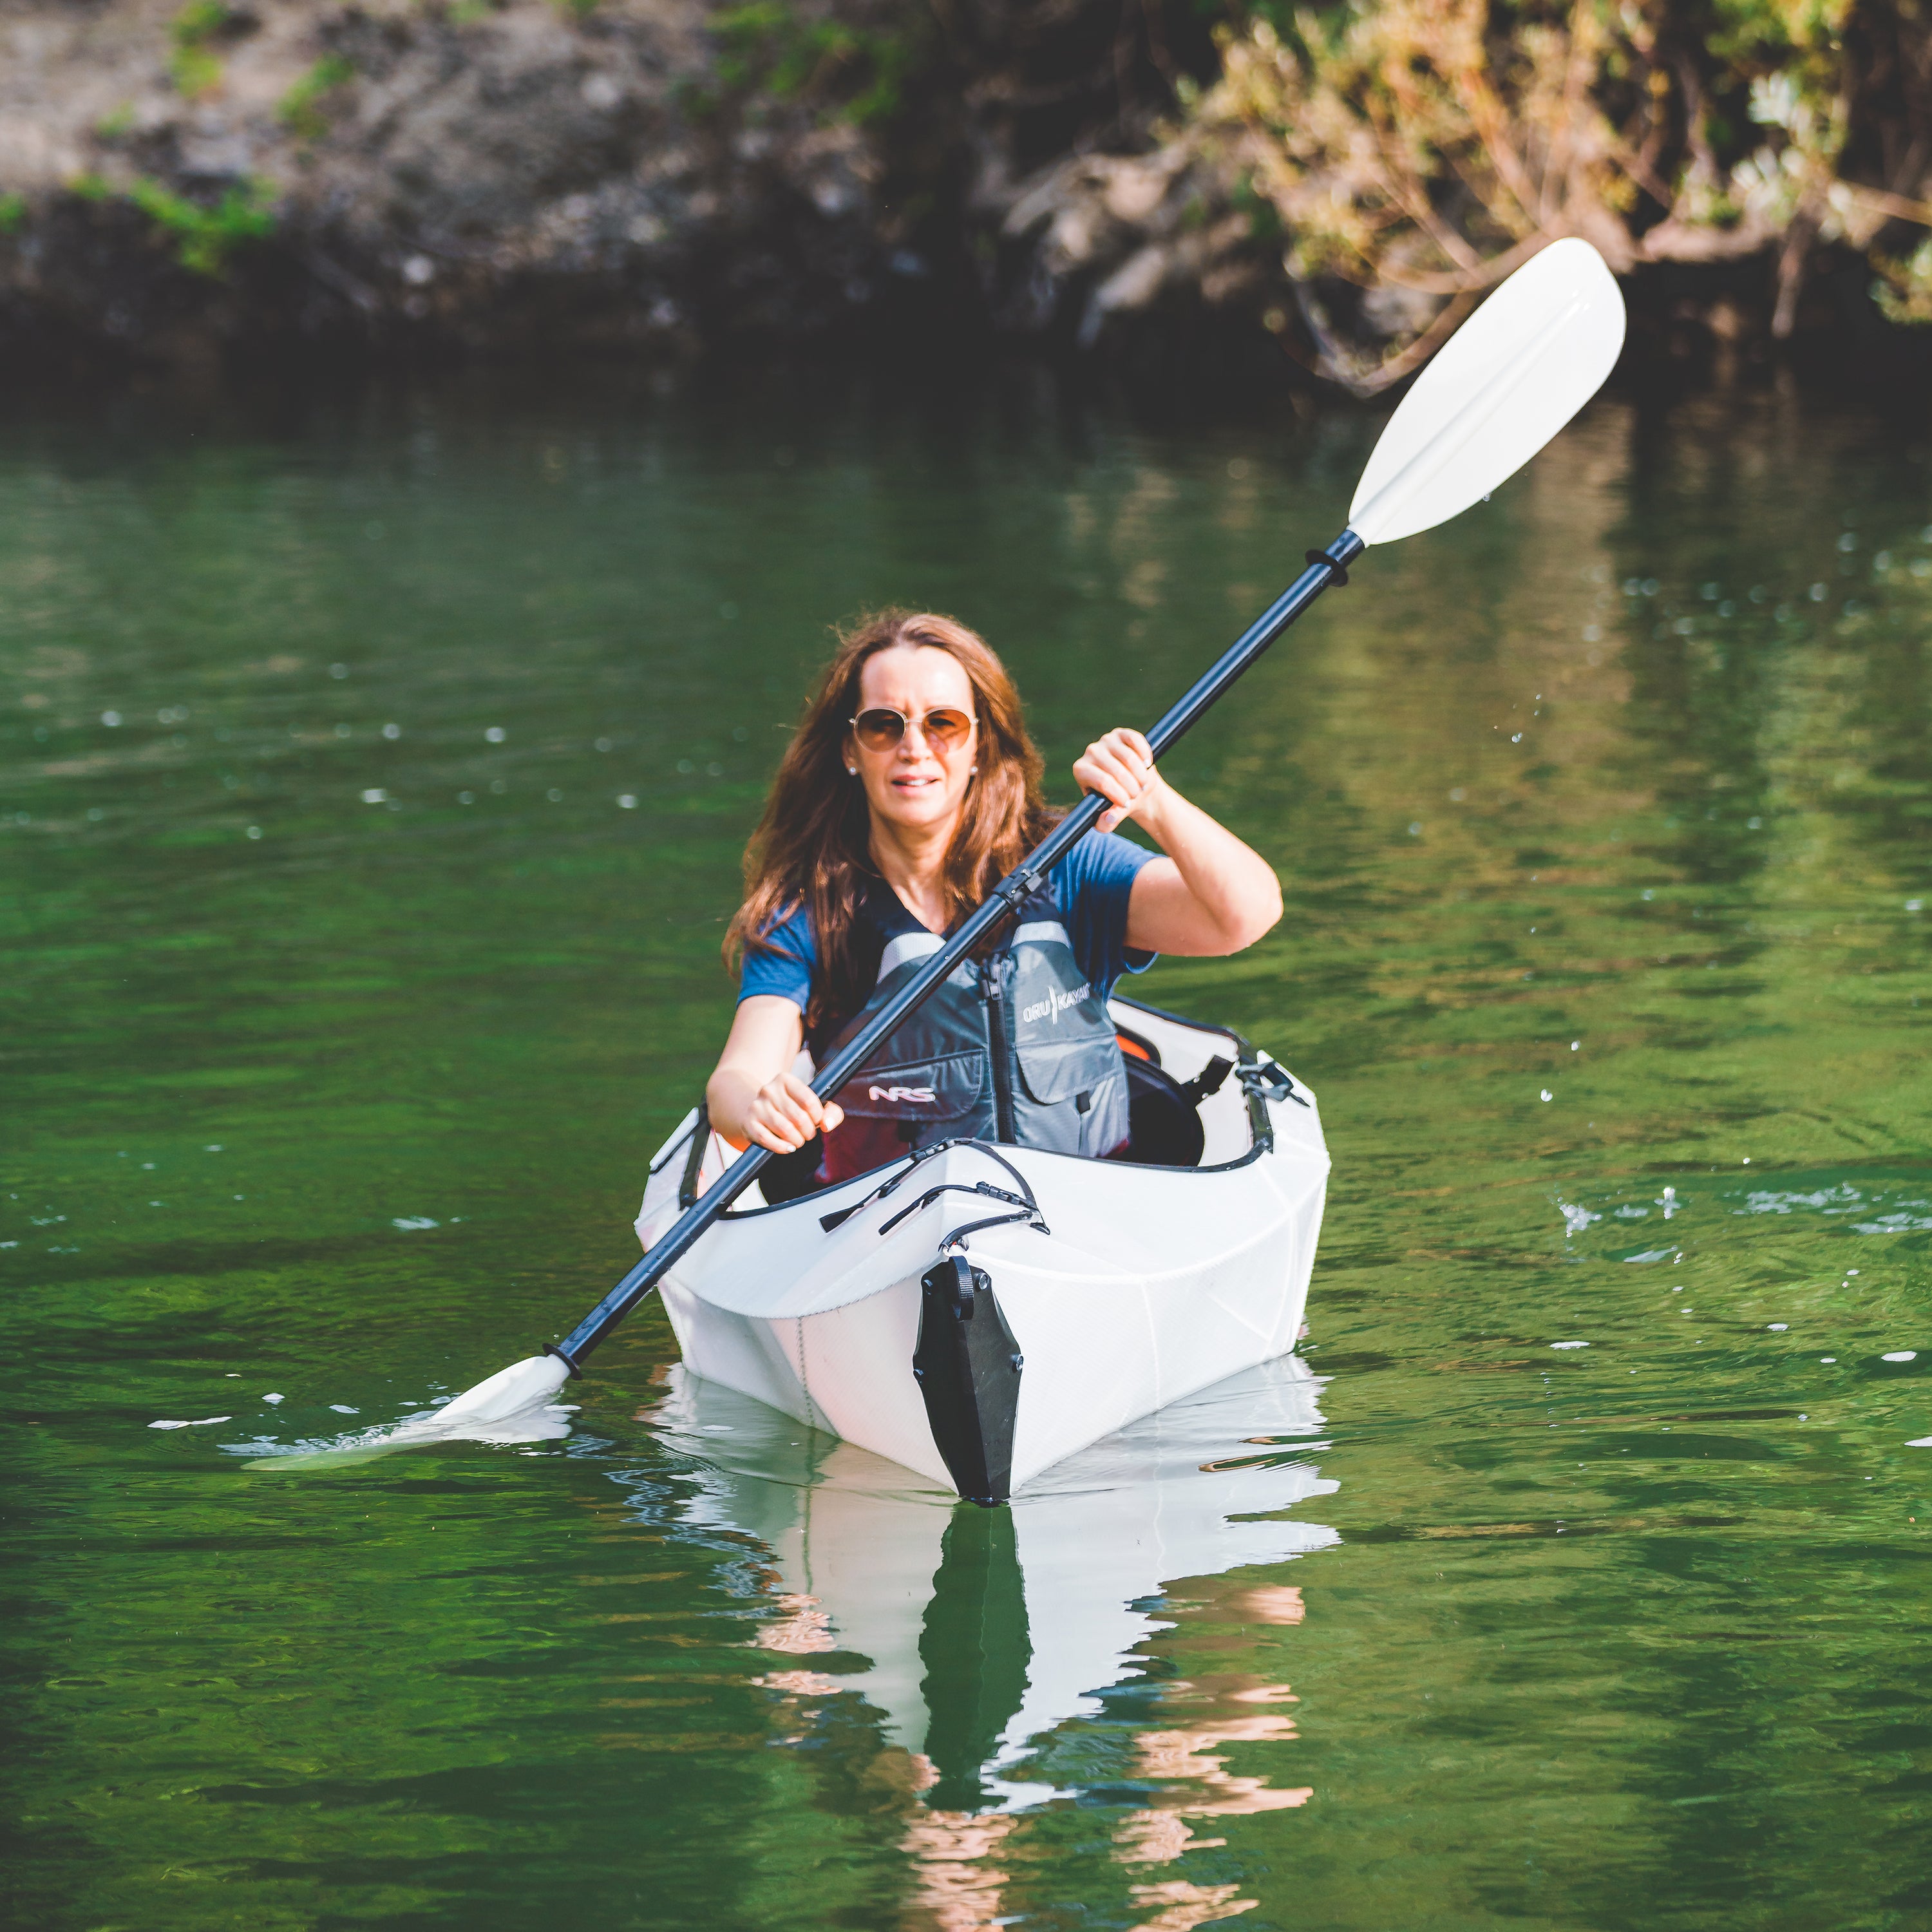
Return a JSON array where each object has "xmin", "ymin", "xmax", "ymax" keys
[{"xmin": 410, "ymin": 236, "xmax": 1628, "ymax": 1442}]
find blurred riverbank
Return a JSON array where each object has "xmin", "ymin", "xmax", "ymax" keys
[{"xmin": 8, "ymin": 0, "xmax": 1932, "ymax": 393}]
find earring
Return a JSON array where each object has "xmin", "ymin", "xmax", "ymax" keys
[{"xmin": 847, "ymin": 766, "xmax": 857, "ymax": 775}]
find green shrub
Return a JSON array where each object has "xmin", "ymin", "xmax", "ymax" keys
[
  {"xmin": 169, "ymin": 0, "xmax": 232, "ymax": 97},
  {"xmin": 278, "ymin": 55, "xmax": 355, "ymax": 141},
  {"xmin": 131, "ymin": 178, "xmax": 276, "ymax": 276},
  {"xmin": 710, "ymin": 0, "xmax": 918, "ymax": 126},
  {"xmin": 1189, "ymin": 0, "xmax": 1932, "ymax": 386},
  {"xmin": 71, "ymin": 173, "xmax": 276, "ymax": 276}
]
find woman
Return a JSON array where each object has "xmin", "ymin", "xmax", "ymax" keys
[{"xmin": 708, "ymin": 609, "xmax": 1282, "ymax": 1183}]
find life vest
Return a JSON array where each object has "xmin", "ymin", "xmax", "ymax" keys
[{"xmin": 815, "ymin": 876, "xmax": 1131, "ymax": 1183}]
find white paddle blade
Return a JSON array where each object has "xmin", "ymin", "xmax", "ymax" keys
[
  {"xmin": 433, "ymin": 1353, "xmax": 573, "ymax": 1426},
  {"xmin": 245, "ymin": 1355, "xmax": 576, "ymax": 1470},
  {"xmin": 1347, "ymin": 238, "xmax": 1626, "ymax": 547}
]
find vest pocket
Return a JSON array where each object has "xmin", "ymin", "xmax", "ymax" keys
[
  {"xmin": 837, "ymin": 1047, "xmax": 987, "ymax": 1122},
  {"xmin": 1014, "ymin": 1036, "xmax": 1116, "ymax": 1108}
]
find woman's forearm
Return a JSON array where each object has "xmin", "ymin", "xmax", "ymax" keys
[
  {"xmin": 707, "ymin": 994, "xmax": 808, "ymax": 1151},
  {"xmin": 705, "ymin": 994, "xmax": 843, "ymax": 1154},
  {"xmin": 1133, "ymin": 782, "xmax": 1283, "ymax": 952},
  {"xmin": 1073, "ymin": 728, "xmax": 1282, "ymax": 957},
  {"xmin": 705, "ymin": 1064, "xmax": 762, "ymax": 1149}
]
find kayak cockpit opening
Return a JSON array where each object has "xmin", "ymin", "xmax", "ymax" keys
[{"xmin": 1114, "ymin": 1034, "xmax": 1227, "ymax": 1167}]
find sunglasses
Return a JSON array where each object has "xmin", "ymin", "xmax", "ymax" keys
[{"xmin": 848, "ymin": 706, "xmax": 976, "ymax": 754}]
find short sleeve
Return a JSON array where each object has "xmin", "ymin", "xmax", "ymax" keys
[
  {"xmin": 738, "ymin": 904, "xmax": 817, "ymax": 1012},
  {"xmin": 1049, "ymin": 829, "xmax": 1159, "ymax": 999}
]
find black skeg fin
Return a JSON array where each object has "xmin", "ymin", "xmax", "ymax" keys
[
  {"xmin": 912, "ymin": 1256, "xmax": 1024, "ymax": 1505},
  {"xmin": 917, "ymin": 1502, "xmax": 1031, "ymax": 1810}
]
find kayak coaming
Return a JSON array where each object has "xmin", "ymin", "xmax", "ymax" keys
[{"xmin": 635, "ymin": 996, "xmax": 1329, "ymax": 1497}]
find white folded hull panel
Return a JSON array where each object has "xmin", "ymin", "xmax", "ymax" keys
[{"xmin": 634, "ymin": 999, "xmax": 1330, "ymax": 1499}]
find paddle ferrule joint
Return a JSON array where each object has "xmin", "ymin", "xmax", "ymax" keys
[
  {"xmin": 544, "ymin": 1343, "xmax": 585, "ymax": 1379},
  {"xmin": 997, "ymin": 866, "xmax": 1044, "ymax": 908}
]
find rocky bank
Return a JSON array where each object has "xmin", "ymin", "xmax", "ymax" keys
[{"xmin": 2, "ymin": 0, "xmax": 1929, "ymax": 386}]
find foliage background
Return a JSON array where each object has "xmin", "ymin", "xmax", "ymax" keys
[{"xmin": 3, "ymin": 0, "xmax": 1931, "ymax": 382}]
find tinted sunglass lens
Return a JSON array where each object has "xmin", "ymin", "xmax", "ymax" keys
[{"xmin": 851, "ymin": 708, "xmax": 973, "ymax": 752}]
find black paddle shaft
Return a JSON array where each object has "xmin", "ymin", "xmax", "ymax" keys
[{"xmin": 549, "ymin": 527, "xmax": 1364, "ymax": 1371}]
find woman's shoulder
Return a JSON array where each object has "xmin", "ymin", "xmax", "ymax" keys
[{"xmin": 749, "ymin": 900, "xmax": 818, "ymax": 964}]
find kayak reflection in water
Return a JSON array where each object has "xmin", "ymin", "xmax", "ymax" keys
[
  {"xmin": 705, "ymin": 608, "xmax": 1284, "ymax": 1190},
  {"xmin": 643, "ymin": 1350, "xmax": 1338, "ymax": 1811}
]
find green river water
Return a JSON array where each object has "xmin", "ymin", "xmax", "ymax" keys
[{"xmin": 3, "ymin": 369, "xmax": 1929, "ymax": 1931}]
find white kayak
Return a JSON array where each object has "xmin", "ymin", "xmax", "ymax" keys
[{"xmin": 634, "ymin": 996, "xmax": 1329, "ymax": 1501}]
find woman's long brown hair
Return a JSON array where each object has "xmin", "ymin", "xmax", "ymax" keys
[{"xmin": 724, "ymin": 609, "xmax": 1058, "ymax": 1049}]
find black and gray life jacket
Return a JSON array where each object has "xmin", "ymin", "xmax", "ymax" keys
[{"xmin": 816, "ymin": 877, "xmax": 1130, "ymax": 1183}]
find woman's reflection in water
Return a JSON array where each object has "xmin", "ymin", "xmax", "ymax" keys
[{"xmin": 896, "ymin": 1577, "xmax": 1316, "ymax": 1932}]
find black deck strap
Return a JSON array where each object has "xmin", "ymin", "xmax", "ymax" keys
[
  {"xmin": 1307, "ymin": 547, "xmax": 1350, "ymax": 587},
  {"xmin": 818, "ymin": 1142, "xmax": 954, "ymax": 1231},
  {"xmin": 958, "ymin": 1141, "xmax": 1043, "ymax": 1215},
  {"xmin": 820, "ymin": 1139, "xmax": 1044, "ymax": 1235},
  {"xmin": 876, "ymin": 1180, "xmax": 1036, "ymax": 1240},
  {"xmin": 1178, "ymin": 1054, "xmax": 1236, "ymax": 1108},
  {"xmin": 677, "ymin": 1101, "xmax": 712, "ymax": 1209},
  {"xmin": 938, "ymin": 1207, "xmax": 1043, "ymax": 1254}
]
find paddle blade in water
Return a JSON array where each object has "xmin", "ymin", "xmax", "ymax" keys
[
  {"xmin": 1347, "ymin": 238, "xmax": 1626, "ymax": 548},
  {"xmin": 245, "ymin": 1355, "xmax": 575, "ymax": 1470},
  {"xmin": 433, "ymin": 1352, "xmax": 573, "ymax": 1426}
]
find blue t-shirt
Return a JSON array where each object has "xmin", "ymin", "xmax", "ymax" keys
[{"xmin": 739, "ymin": 830, "xmax": 1159, "ymax": 1015}]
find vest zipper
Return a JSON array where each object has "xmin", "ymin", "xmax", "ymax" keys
[{"xmin": 983, "ymin": 953, "xmax": 1018, "ymax": 1142}]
